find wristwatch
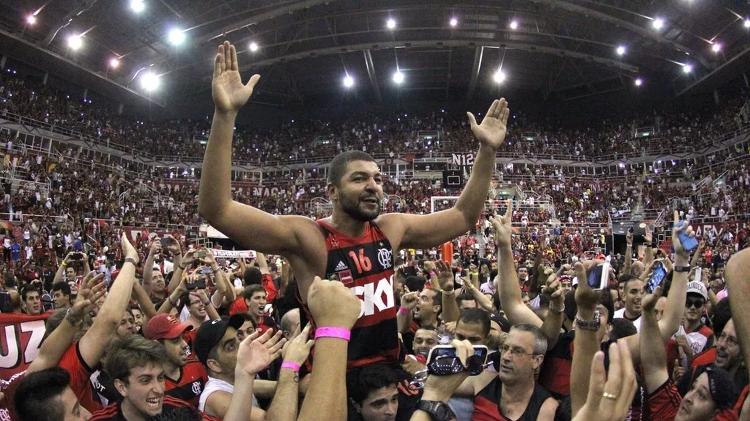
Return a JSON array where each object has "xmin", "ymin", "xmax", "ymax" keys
[
  {"xmin": 575, "ymin": 311, "xmax": 601, "ymax": 332},
  {"xmin": 674, "ymin": 266, "xmax": 691, "ymax": 273},
  {"xmin": 416, "ymin": 400, "xmax": 456, "ymax": 421}
]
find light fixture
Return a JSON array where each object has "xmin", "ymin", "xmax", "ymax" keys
[
  {"xmin": 744, "ymin": 18, "xmax": 750, "ymax": 28},
  {"xmin": 167, "ymin": 28, "xmax": 186, "ymax": 46},
  {"xmin": 449, "ymin": 17, "xmax": 458, "ymax": 27},
  {"xmin": 342, "ymin": 74, "xmax": 354, "ymax": 88},
  {"xmin": 615, "ymin": 45, "xmax": 626, "ymax": 56},
  {"xmin": 140, "ymin": 71, "xmax": 160, "ymax": 92},
  {"xmin": 711, "ymin": 42, "xmax": 722, "ymax": 53},
  {"xmin": 634, "ymin": 78, "xmax": 643, "ymax": 87},
  {"xmin": 493, "ymin": 69, "xmax": 507, "ymax": 84},
  {"xmin": 26, "ymin": 14, "xmax": 37, "ymax": 25},
  {"xmin": 386, "ymin": 18, "xmax": 396, "ymax": 30},
  {"xmin": 109, "ymin": 57, "xmax": 120, "ymax": 69},
  {"xmin": 67, "ymin": 34, "xmax": 83, "ymax": 51},
  {"xmin": 249, "ymin": 41, "xmax": 259, "ymax": 52},
  {"xmin": 651, "ymin": 17, "xmax": 665, "ymax": 30},
  {"xmin": 392, "ymin": 70, "xmax": 404, "ymax": 84},
  {"xmin": 682, "ymin": 63, "xmax": 693, "ymax": 74},
  {"xmin": 129, "ymin": 0, "xmax": 145, "ymax": 14},
  {"xmin": 509, "ymin": 19, "xmax": 519, "ymax": 30}
]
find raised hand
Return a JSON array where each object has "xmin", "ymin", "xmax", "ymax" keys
[
  {"xmin": 71, "ymin": 272, "xmax": 106, "ymax": 321},
  {"xmin": 574, "ymin": 260, "xmax": 603, "ymax": 311},
  {"xmin": 212, "ymin": 41, "xmax": 261, "ymax": 114},
  {"xmin": 467, "ymin": 99, "xmax": 510, "ymax": 150},
  {"xmin": 282, "ymin": 324, "xmax": 314, "ymax": 365},
  {"xmin": 236, "ymin": 329, "xmax": 286, "ymax": 377},
  {"xmin": 121, "ymin": 233, "xmax": 139, "ymax": 264},
  {"xmin": 490, "ymin": 199, "xmax": 513, "ymax": 250},
  {"xmin": 572, "ymin": 342, "xmax": 637, "ymax": 421},
  {"xmin": 433, "ymin": 260, "xmax": 455, "ymax": 292},
  {"xmin": 543, "ymin": 275, "xmax": 565, "ymax": 312},
  {"xmin": 306, "ymin": 276, "xmax": 361, "ymax": 328},
  {"xmin": 672, "ymin": 210, "xmax": 694, "ymax": 260}
]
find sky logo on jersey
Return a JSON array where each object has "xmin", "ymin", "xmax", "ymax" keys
[{"xmin": 351, "ymin": 276, "xmax": 395, "ymax": 317}]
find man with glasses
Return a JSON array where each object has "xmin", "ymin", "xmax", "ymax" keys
[
  {"xmin": 451, "ymin": 324, "xmax": 558, "ymax": 420},
  {"xmin": 681, "ymin": 282, "xmax": 715, "ymax": 357}
]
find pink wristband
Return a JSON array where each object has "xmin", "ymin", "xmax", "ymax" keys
[
  {"xmin": 281, "ymin": 361, "xmax": 301, "ymax": 372},
  {"xmin": 315, "ymin": 326, "xmax": 351, "ymax": 341},
  {"xmin": 398, "ymin": 306, "xmax": 410, "ymax": 315}
]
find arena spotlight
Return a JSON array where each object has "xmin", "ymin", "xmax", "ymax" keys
[
  {"xmin": 711, "ymin": 42, "xmax": 722, "ymax": 53},
  {"xmin": 449, "ymin": 17, "xmax": 458, "ymax": 27},
  {"xmin": 615, "ymin": 45, "xmax": 626, "ymax": 56},
  {"xmin": 249, "ymin": 41, "xmax": 259, "ymax": 52},
  {"xmin": 634, "ymin": 78, "xmax": 643, "ymax": 87},
  {"xmin": 493, "ymin": 69, "xmax": 507, "ymax": 84},
  {"xmin": 392, "ymin": 70, "xmax": 404, "ymax": 84},
  {"xmin": 167, "ymin": 28, "xmax": 186, "ymax": 46},
  {"xmin": 682, "ymin": 63, "xmax": 693, "ymax": 74},
  {"xmin": 26, "ymin": 14, "xmax": 37, "ymax": 25},
  {"xmin": 744, "ymin": 18, "xmax": 750, "ymax": 28},
  {"xmin": 129, "ymin": 0, "xmax": 145, "ymax": 14},
  {"xmin": 509, "ymin": 19, "xmax": 519, "ymax": 30},
  {"xmin": 67, "ymin": 34, "xmax": 83, "ymax": 51},
  {"xmin": 386, "ymin": 18, "xmax": 397, "ymax": 30},
  {"xmin": 342, "ymin": 74, "xmax": 354, "ymax": 88},
  {"xmin": 651, "ymin": 17, "xmax": 665, "ymax": 30},
  {"xmin": 140, "ymin": 71, "xmax": 160, "ymax": 92},
  {"xmin": 109, "ymin": 57, "xmax": 121, "ymax": 69}
]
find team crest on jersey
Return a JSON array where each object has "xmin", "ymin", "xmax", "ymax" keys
[
  {"xmin": 377, "ymin": 248, "xmax": 392, "ymax": 269},
  {"xmin": 192, "ymin": 381, "xmax": 202, "ymax": 395}
]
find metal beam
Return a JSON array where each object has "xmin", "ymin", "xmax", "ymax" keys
[
  {"xmin": 363, "ymin": 49, "xmax": 382, "ymax": 103},
  {"xmin": 676, "ymin": 46, "xmax": 750, "ymax": 97},
  {"xmin": 465, "ymin": 46, "xmax": 483, "ymax": 103}
]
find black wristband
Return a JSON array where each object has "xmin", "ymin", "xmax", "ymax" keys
[{"xmin": 674, "ymin": 266, "xmax": 691, "ymax": 273}]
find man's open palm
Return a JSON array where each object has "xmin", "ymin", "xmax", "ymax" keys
[
  {"xmin": 467, "ymin": 98, "xmax": 510, "ymax": 150},
  {"xmin": 212, "ymin": 41, "xmax": 260, "ymax": 113}
]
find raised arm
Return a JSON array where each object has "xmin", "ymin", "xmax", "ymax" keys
[
  {"xmin": 266, "ymin": 325, "xmax": 313, "ymax": 421},
  {"xmin": 197, "ymin": 41, "xmax": 303, "ymax": 255},
  {"xmin": 386, "ymin": 99, "xmax": 509, "ymax": 249},
  {"xmin": 52, "ymin": 252, "xmax": 73, "ymax": 284},
  {"xmin": 657, "ymin": 211, "xmax": 693, "ymax": 341},
  {"xmin": 434, "ymin": 260, "xmax": 460, "ymax": 323},
  {"xmin": 492, "ymin": 201, "xmax": 542, "ymax": 327},
  {"xmin": 131, "ymin": 277, "xmax": 157, "ymax": 319},
  {"xmin": 726, "ymin": 247, "xmax": 750, "ymax": 396},
  {"xmin": 639, "ymin": 293, "xmax": 669, "ymax": 393},
  {"xmin": 78, "ymin": 234, "xmax": 139, "ymax": 368},
  {"xmin": 623, "ymin": 230, "xmax": 633, "ymax": 275}
]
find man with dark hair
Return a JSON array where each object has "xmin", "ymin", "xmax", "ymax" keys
[
  {"xmin": 14, "ymin": 367, "xmax": 91, "ymax": 421},
  {"xmin": 347, "ymin": 364, "xmax": 400, "ymax": 421},
  {"xmin": 455, "ymin": 308, "xmax": 491, "ymax": 345},
  {"xmin": 89, "ymin": 335, "xmax": 213, "ymax": 420},
  {"xmin": 143, "ymin": 314, "xmax": 208, "ymax": 408},
  {"xmin": 199, "ymin": 40, "xmax": 509, "ymax": 370},
  {"xmin": 52, "ymin": 281, "xmax": 72, "ymax": 309},
  {"xmin": 613, "ymin": 275, "xmax": 644, "ymax": 331},
  {"xmin": 21, "ymin": 286, "xmax": 42, "ymax": 315}
]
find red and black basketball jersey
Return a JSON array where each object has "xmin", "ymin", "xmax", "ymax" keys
[
  {"xmin": 298, "ymin": 220, "xmax": 398, "ymax": 370},
  {"xmin": 164, "ymin": 359, "xmax": 208, "ymax": 408}
]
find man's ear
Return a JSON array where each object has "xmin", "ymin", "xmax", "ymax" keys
[
  {"xmin": 114, "ymin": 378, "xmax": 128, "ymax": 397},
  {"xmin": 207, "ymin": 358, "xmax": 223, "ymax": 374}
]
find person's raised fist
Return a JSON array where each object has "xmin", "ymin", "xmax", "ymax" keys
[{"xmin": 306, "ymin": 276, "xmax": 360, "ymax": 328}]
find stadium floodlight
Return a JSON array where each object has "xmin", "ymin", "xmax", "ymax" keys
[
  {"xmin": 26, "ymin": 14, "xmax": 37, "ymax": 25},
  {"xmin": 167, "ymin": 28, "xmax": 186, "ymax": 46},
  {"xmin": 130, "ymin": 0, "xmax": 145, "ymax": 14},
  {"xmin": 342, "ymin": 74, "xmax": 354, "ymax": 88},
  {"xmin": 140, "ymin": 71, "xmax": 160, "ymax": 92},
  {"xmin": 615, "ymin": 45, "xmax": 626, "ymax": 56},
  {"xmin": 386, "ymin": 18, "xmax": 396, "ymax": 30},
  {"xmin": 249, "ymin": 41, "xmax": 259, "ymax": 52},
  {"xmin": 634, "ymin": 78, "xmax": 643, "ymax": 87},
  {"xmin": 449, "ymin": 17, "xmax": 458, "ymax": 27},
  {"xmin": 682, "ymin": 63, "xmax": 693, "ymax": 74},
  {"xmin": 509, "ymin": 19, "xmax": 519, "ymax": 30},
  {"xmin": 744, "ymin": 18, "xmax": 750, "ymax": 28},
  {"xmin": 493, "ymin": 69, "xmax": 507, "ymax": 84},
  {"xmin": 711, "ymin": 42, "xmax": 722, "ymax": 53},
  {"xmin": 67, "ymin": 34, "xmax": 83, "ymax": 50},
  {"xmin": 651, "ymin": 17, "xmax": 665, "ymax": 30},
  {"xmin": 109, "ymin": 57, "xmax": 120, "ymax": 69},
  {"xmin": 392, "ymin": 70, "xmax": 404, "ymax": 84}
]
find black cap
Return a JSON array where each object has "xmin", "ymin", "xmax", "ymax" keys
[
  {"xmin": 696, "ymin": 365, "xmax": 737, "ymax": 409},
  {"xmin": 194, "ymin": 315, "xmax": 245, "ymax": 366}
]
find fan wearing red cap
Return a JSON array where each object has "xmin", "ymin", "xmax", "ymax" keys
[{"xmin": 144, "ymin": 314, "xmax": 208, "ymax": 408}]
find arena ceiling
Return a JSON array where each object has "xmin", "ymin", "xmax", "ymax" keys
[{"xmin": 0, "ymin": 0, "xmax": 748, "ymax": 110}]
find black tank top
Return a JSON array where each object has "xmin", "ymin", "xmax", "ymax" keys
[{"xmin": 473, "ymin": 378, "xmax": 552, "ymax": 421}]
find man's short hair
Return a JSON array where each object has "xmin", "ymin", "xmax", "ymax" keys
[
  {"xmin": 510, "ymin": 323, "xmax": 548, "ymax": 355},
  {"xmin": 455, "ymin": 291, "xmax": 476, "ymax": 307},
  {"xmin": 327, "ymin": 150, "xmax": 376, "ymax": 186},
  {"xmin": 242, "ymin": 284, "xmax": 266, "ymax": 300},
  {"xmin": 104, "ymin": 335, "xmax": 167, "ymax": 383},
  {"xmin": 458, "ymin": 308, "xmax": 491, "ymax": 337},
  {"xmin": 244, "ymin": 267, "xmax": 262, "ymax": 285},
  {"xmin": 20, "ymin": 286, "xmax": 40, "ymax": 301},
  {"xmin": 51, "ymin": 281, "xmax": 71, "ymax": 296},
  {"xmin": 15, "ymin": 367, "xmax": 70, "ymax": 421},
  {"xmin": 346, "ymin": 364, "xmax": 400, "ymax": 404}
]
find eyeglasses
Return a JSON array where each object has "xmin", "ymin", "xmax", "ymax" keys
[
  {"xmin": 500, "ymin": 345, "xmax": 536, "ymax": 358},
  {"xmin": 686, "ymin": 298, "xmax": 705, "ymax": 309},
  {"xmin": 718, "ymin": 332, "xmax": 739, "ymax": 347}
]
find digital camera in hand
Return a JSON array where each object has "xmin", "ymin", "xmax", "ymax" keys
[
  {"xmin": 426, "ymin": 345, "xmax": 488, "ymax": 376},
  {"xmin": 587, "ymin": 260, "xmax": 610, "ymax": 290},
  {"xmin": 647, "ymin": 261, "xmax": 668, "ymax": 293}
]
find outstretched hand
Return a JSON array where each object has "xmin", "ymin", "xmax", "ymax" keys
[
  {"xmin": 467, "ymin": 99, "xmax": 510, "ymax": 150},
  {"xmin": 213, "ymin": 41, "xmax": 260, "ymax": 114},
  {"xmin": 235, "ymin": 328, "xmax": 286, "ymax": 377},
  {"xmin": 490, "ymin": 199, "xmax": 513, "ymax": 250}
]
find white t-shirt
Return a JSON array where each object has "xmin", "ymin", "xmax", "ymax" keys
[
  {"xmin": 613, "ymin": 308, "xmax": 642, "ymax": 332},
  {"xmin": 199, "ymin": 376, "xmax": 259, "ymax": 413}
]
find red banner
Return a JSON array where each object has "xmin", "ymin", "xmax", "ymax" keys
[{"xmin": 0, "ymin": 312, "xmax": 50, "ymax": 380}]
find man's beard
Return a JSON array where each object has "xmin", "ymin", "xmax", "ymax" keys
[{"xmin": 340, "ymin": 194, "xmax": 381, "ymax": 221}]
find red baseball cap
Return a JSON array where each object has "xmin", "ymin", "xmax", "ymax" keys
[{"xmin": 144, "ymin": 314, "xmax": 192, "ymax": 340}]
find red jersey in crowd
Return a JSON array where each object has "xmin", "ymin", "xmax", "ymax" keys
[
  {"xmin": 164, "ymin": 358, "xmax": 208, "ymax": 408},
  {"xmin": 89, "ymin": 395, "xmax": 219, "ymax": 420}
]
